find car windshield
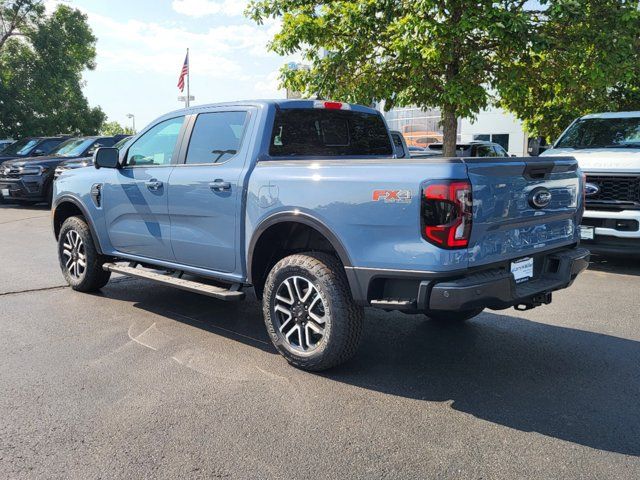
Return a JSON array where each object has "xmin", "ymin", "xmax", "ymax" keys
[
  {"xmin": 52, "ymin": 138, "xmax": 94, "ymax": 157},
  {"xmin": 556, "ymin": 117, "xmax": 640, "ymax": 149},
  {"xmin": 2, "ymin": 138, "xmax": 39, "ymax": 156}
]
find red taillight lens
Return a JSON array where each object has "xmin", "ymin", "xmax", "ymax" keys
[
  {"xmin": 313, "ymin": 100, "xmax": 351, "ymax": 110},
  {"xmin": 421, "ymin": 181, "xmax": 473, "ymax": 249}
]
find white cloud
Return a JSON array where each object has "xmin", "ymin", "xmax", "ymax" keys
[
  {"xmin": 86, "ymin": 12, "xmax": 281, "ymax": 79},
  {"xmin": 171, "ymin": 0, "xmax": 248, "ymax": 17},
  {"xmin": 253, "ymin": 69, "xmax": 283, "ymax": 97}
]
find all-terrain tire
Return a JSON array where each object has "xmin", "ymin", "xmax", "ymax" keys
[
  {"xmin": 262, "ymin": 252, "xmax": 364, "ymax": 371},
  {"xmin": 58, "ymin": 216, "xmax": 111, "ymax": 292}
]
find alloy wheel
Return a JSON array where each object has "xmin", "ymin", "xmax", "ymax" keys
[
  {"xmin": 273, "ymin": 276, "xmax": 327, "ymax": 353},
  {"xmin": 61, "ymin": 230, "xmax": 87, "ymax": 280}
]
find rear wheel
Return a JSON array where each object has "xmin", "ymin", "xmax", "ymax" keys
[
  {"xmin": 426, "ymin": 308, "xmax": 484, "ymax": 323},
  {"xmin": 262, "ymin": 252, "xmax": 364, "ymax": 371},
  {"xmin": 58, "ymin": 216, "xmax": 111, "ymax": 292}
]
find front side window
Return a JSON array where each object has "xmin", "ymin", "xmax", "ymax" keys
[
  {"xmin": 126, "ymin": 116, "xmax": 184, "ymax": 167},
  {"xmin": 269, "ymin": 109, "xmax": 393, "ymax": 157},
  {"xmin": 185, "ymin": 111, "xmax": 248, "ymax": 164}
]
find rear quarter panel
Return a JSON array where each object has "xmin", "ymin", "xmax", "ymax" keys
[{"xmin": 246, "ymin": 158, "xmax": 469, "ymax": 272}]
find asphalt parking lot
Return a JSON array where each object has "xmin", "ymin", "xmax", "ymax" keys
[{"xmin": 0, "ymin": 204, "xmax": 639, "ymax": 479}]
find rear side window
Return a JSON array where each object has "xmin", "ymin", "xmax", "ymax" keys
[
  {"xmin": 186, "ymin": 111, "xmax": 248, "ymax": 164},
  {"xmin": 391, "ymin": 132, "xmax": 406, "ymax": 158},
  {"xmin": 269, "ymin": 109, "xmax": 393, "ymax": 157}
]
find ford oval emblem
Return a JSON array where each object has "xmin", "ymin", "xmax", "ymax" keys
[
  {"xmin": 584, "ymin": 182, "xmax": 600, "ymax": 196},
  {"xmin": 529, "ymin": 187, "xmax": 552, "ymax": 209}
]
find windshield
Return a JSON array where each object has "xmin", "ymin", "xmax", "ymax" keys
[
  {"xmin": 556, "ymin": 117, "xmax": 640, "ymax": 149},
  {"xmin": 2, "ymin": 138, "xmax": 39, "ymax": 156},
  {"xmin": 52, "ymin": 138, "xmax": 94, "ymax": 157}
]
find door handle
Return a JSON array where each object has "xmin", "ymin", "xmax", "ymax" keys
[
  {"xmin": 209, "ymin": 179, "xmax": 231, "ymax": 191},
  {"xmin": 145, "ymin": 179, "xmax": 163, "ymax": 191}
]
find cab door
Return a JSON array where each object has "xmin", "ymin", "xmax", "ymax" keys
[
  {"xmin": 102, "ymin": 116, "xmax": 186, "ymax": 262},
  {"xmin": 168, "ymin": 109, "xmax": 253, "ymax": 273}
]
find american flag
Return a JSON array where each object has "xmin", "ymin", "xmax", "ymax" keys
[{"xmin": 177, "ymin": 51, "xmax": 189, "ymax": 92}]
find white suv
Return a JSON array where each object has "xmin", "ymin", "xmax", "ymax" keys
[{"xmin": 542, "ymin": 112, "xmax": 640, "ymax": 255}]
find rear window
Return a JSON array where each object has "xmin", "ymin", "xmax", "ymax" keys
[{"xmin": 269, "ymin": 108, "xmax": 393, "ymax": 157}]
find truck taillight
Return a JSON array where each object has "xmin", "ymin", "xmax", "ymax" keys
[{"xmin": 421, "ymin": 181, "xmax": 473, "ymax": 249}]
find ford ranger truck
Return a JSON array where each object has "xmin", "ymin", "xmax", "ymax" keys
[
  {"xmin": 542, "ymin": 111, "xmax": 640, "ymax": 255},
  {"xmin": 52, "ymin": 100, "xmax": 589, "ymax": 371}
]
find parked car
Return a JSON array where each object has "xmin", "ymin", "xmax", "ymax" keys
[
  {"xmin": 417, "ymin": 140, "xmax": 510, "ymax": 157},
  {"xmin": 542, "ymin": 111, "xmax": 640, "ymax": 255},
  {"xmin": 0, "ymin": 136, "xmax": 120, "ymax": 205},
  {"xmin": 408, "ymin": 145, "xmax": 427, "ymax": 153},
  {"xmin": 0, "ymin": 136, "xmax": 70, "ymax": 163},
  {"xmin": 54, "ymin": 136, "xmax": 132, "ymax": 180},
  {"xmin": 52, "ymin": 100, "xmax": 589, "ymax": 371},
  {"xmin": 0, "ymin": 139, "xmax": 15, "ymax": 153}
]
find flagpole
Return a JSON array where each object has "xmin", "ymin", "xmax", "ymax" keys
[{"xmin": 186, "ymin": 48, "xmax": 190, "ymax": 108}]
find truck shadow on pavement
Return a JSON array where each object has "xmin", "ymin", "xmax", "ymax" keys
[
  {"xmin": 100, "ymin": 281, "xmax": 640, "ymax": 457},
  {"xmin": 588, "ymin": 254, "xmax": 640, "ymax": 277}
]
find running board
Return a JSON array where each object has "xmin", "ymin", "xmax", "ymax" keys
[
  {"xmin": 103, "ymin": 263, "xmax": 245, "ymax": 301},
  {"xmin": 370, "ymin": 299, "xmax": 416, "ymax": 310}
]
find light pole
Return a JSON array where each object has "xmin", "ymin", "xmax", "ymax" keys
[{"xmin": 126, "ymin": 113, "xmax": 136, "ymax": 133}]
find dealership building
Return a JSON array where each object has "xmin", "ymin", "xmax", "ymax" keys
[{"xmin": 383, "ymin": 105, "xmax": 530, "ymax": 156}]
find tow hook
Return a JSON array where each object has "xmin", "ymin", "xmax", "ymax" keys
[{"xmin": 515, "ymin": 292, "xmax": 553, "ymax": 311}]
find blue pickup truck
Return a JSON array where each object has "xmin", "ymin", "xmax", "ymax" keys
[{"xmin": 52, "ymin": 100, "xmax": 589, "ymax": 370}]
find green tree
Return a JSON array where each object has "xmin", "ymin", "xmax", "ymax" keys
[
  {"xmin": 247, "ymin": 0, "xmax": 531, "ymax": 156},
  {"xmin": 100, "ymin": 120, "xmax": 135, "ymax": 136},
  {"xmin": 0, "ymin": 2, "xmax": 105, "ymax": 138},
  {"xmin": 0, "ymin": 0, "xmax": 43, "ymax": 51},
  {"xmin": 497, "ymin": 0, "xmax": 640, "ymax": 141}
]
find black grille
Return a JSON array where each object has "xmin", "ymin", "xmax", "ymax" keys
[{"xmin": 586, "ymin": 175, "xmax": 640, "ymax": 209}]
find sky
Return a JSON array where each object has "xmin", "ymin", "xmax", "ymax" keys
[{"xmin": 44, "ymin": 0, "xmax": 297, "ymax": 130}]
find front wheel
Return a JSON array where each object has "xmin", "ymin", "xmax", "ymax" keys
[
  {"xmin": 262, "ymin": 252, "xmax": 364, "ymax": 371},
  {"xmin": 58, "ymin": 216, "xmax": 111, "ymax": 292}
]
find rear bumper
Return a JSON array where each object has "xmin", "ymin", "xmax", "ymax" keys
[
  {"xmin": 346, "ymin": 246, "xmax": 590, "ymax": 312},
  {"xmin": 428, "ymin": 247, "xmax": 590, "ymax": 311}
]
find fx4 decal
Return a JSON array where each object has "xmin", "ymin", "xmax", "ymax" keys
[{"xmin": 372, "ymin": 189, "xmax": 412, "ymax": 203}]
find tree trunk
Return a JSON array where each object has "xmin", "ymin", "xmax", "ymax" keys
[{"xmin": 442, "ymin": 105, "xmax": 458, "ymax": 157}]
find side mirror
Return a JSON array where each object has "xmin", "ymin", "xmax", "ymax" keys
[
  {"xmin": 94, "ymin": 147, "xmax": 119, "ymax": 169},
  {"xmin": 527, "ymin": 138, "xmax": 541, "ymax": 157}
]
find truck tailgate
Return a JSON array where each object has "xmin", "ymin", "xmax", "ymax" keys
[{"xmin": 465, "ymin": 156, "xmax": 582, "ymax": 267}]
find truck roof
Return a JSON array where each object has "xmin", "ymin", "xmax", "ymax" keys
[
  {"xmin": 155, "ymin": 99, "xmax": 381, "ymax": 125},
  {"xmin": 581, "ymin": 111, "xmax": 640, "ymax": 119}
]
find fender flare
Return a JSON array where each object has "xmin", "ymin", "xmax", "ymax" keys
[
  {"xmin": 247, "ymin": 211, "xmax": 353, "ymax": 284},
  {"xmin": 52, "ymin": 195, "xmax": 104, "ymax": 255}
]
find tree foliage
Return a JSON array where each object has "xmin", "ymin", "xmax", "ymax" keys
[
  {"xmin": 0, "ymin": 2, "xmax": 105, "ymax": 138},
  {"xmin": 100, "ymin": 120, "xmax": 135, "ymax": 136},
  {"xmin": 498, "ymin": 0, "xmax": 640, "ymax": 141},
  {"xmin": 247, "ymin": 0, "xmax": 531, "ymax": 155},
  {"xmin": 248, "ymin": 0, "xmax": 640, "ymax": 151}
]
